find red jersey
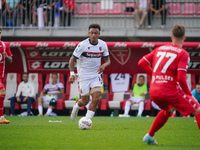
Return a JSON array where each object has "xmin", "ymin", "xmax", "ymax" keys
[
  {"xmin": 143, "ymin": 43, "xmax": 190, "ymax": 89},
  {"xmin": 64, "ymin": 0, "xmax": 75, "ymax": 10},
  {"xmin": 0, "ymin": 41, "xmax": 12, "ymax": 79}
]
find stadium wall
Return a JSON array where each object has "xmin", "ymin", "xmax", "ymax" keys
[{"xmin": 5, "ymin": 41, "xmax": 200, "ymax": 75}]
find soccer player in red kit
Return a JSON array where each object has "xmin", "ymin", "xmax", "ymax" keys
[
  {"xmin": 0, "ymin": 27, "xmax": 13, "ymax": 124},
  {"xmin": 138, "ymin": 24, "xmax": 200, "ymax": 145}
]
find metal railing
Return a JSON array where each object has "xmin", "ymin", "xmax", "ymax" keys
[{"xmin": 0, "ymin": 0, "xmax": 199, "ymax": 30}]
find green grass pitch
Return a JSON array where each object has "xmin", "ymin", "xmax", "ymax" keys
[{"xmin": 0, "ymin": 116, "xmax": 199, "ymax": 150}]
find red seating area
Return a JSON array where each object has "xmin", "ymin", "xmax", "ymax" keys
[
  {"xmin": 74, "ymin": 2, "xmax": 200, "ymax": 16},
  {"xmin": 4, "ymin": 72, "xmax": 199, "ymax": 116}
]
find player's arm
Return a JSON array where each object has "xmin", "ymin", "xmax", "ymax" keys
[
  {"xmin": 97, "ymin": 56, "xmax": 111, "ymax": 74},
  {"xmin": 40, "ymin": 89, "xmax": 46, "ymax": 97},
  {"xmin": 3, "ymin": 52, "xmax": 12, "ymax": 63},
  {"xmin": 138, "ymin": 56, "xmax": 153, "ymax": 75},
  {"xmin": 177, "ymin": 70, "xmax": 192, "ymax": 96},
  {"xmin": 69, "ymin": 56, "xmax": 77, "ymax": 83}
]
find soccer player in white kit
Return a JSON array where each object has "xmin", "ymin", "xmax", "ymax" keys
[{"xmin": 69, "ymin": 24, "xmax": 111, "ymax": 120}]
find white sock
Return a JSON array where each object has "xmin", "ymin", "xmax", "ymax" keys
[
  {"xmin": 75, "ymin": 102, "xmax": 81, "ymax": 108},
  {"xmin": 85, "ymin": 110, "xmax": 95, "ymax": 119},
  {"xmin": 137, "ymin": 101, "xmax": 144, "ymax": 116},
  {"xmin": 38, "ymin": 105, "xmax": 43, "ymax": 114},
  {"xmin": 124, "ymin": 101, "xmax": 131, "ymax": 115},
  {"xmin": 0, "ymin": 116, "xmax": 4, "ymax": 119},
  {"xmin": 46, "ymin": 108, "xmax": 52, "ymax": 115},
  {"xmin": 85, "ymin": 101, "xmax": 92, "ymax": 109}
]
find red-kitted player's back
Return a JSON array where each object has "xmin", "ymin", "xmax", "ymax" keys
[{"xmin": 144, "ymin": 43, "xmax": 189, "ymax": 89}]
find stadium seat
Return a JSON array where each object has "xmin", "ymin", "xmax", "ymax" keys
[
  {"xmin": 107, "ymin": 3, "xmax": 122, "ymax": 15},
  {"xmin": 74, "ymin": 3, "xmax": 79, "ymax": 15},
  {"xmin": 43, "ymin": 73, "xmax": 65, "ymax": 109},
  {"xmin": 168, "ymin": 3, "xmax": 181, "ymax": 15},
  {"xmin": 3, "ymin": 73, "xmax": 21, "ymax": 114},
  {"xmin": 92, "ymin": 3, "xmax": 107, "ymax": 15},
  {"xmin": 196, "ymin": 3, "xmax": 200, "ymax": 15},
  {"xmin": 186, "ymin": 73, "xmax": 196, "ymax": 91},
  {"xmin": 78, "ymin": 3, "xmax": 93, "ymax": 15},
  {"xmin": 181, "ymin": 3, "xmax": 196, "ymax": 15},
  {"xmin": 65, "ymin": 74, "xmax": 83, "ymax": 110},
  {"xmin": 108, "ymin": 73, "xmax": 131, "ymax": 114},
  {"xmin": 122, "ymin": 3, "xmax": 135, "ymax": 15},
  {"xmin": 19, "ymin": 73, "xmax": 43, "ymax": 110}
]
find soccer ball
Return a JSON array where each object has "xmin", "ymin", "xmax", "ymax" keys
[{"xmin": 78, "ymin": 117, "xmax": 92, "ymax": 130}]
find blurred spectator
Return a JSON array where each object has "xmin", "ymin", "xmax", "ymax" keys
[
  {"xmin": 10, "ymin": 73, "xmax": 35, "ymax": 116},
  {"xmin": 63, "ymin": 0, "xmax": 74, "ymax": 26},
  {"xmin": 32, "ymin": 0, "xmax": 55, "ymax": 27},
  {"xmin": 119, "ymin": 75, "xmax": 149, "ymax": 117},
  {"xmin": 19, "ymin": 0, "xmax": 34, "ymax": 29},
  {"xmin": 0, "ymin": 0, "xmax": 5, "ymax": 14},
  {"xmin": 2, "ymin": 0, "xmax": 20, "ymax": 27},
  {"xmin": 148, "ymin": 0, "xmax": 167, "ymax": 28},
  {"xmin": 135, "ymin": 0, "xmax": 150, "ymax": 28},
  {"xmin": 192, "ymin": 83, "xmax": 200, "ymax": 103}
]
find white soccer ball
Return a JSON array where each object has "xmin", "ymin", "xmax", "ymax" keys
[{"xmin": 78, "ymin": 117, "xmax": 92, "ymax": 130}]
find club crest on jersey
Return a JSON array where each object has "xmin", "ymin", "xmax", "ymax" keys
[
  {"xmin": 109, "ymin": 48, "xmax": 131, "ymax": 65},
  {"xmin": 99, "ymin": 47, "xmax": 102, "ymax": 51}
]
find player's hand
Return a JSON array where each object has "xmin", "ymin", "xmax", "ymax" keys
[
  {"xmin": 69, "ymin": 75, "xmax": 75, "ymax": 83},
  {"xmin": 3, "ymin": 52, "xmax": 8, "ymax": 58},
  {"xmin": 97, "ymin": 65, "xmax": 105, "ymax": 74},
  {"xmin": 140, "ymin": 93, "xmax": 145, "ymax": 96},
  {"xmin": 23, "ymin": 97, "xmax": 28, "ymax": 102},
  {"xmin": 16, "ymin": 97, "xmax": 21, "ymax": 102}
]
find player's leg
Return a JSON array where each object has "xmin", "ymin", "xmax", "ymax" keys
[
  {"xmin": 0, "ymin": 88, "xmax": 10, "ymax": 124},
  {"xmin": 137, "ymin": 100, "xmax": 145, "ymax": 117},
  {"xmin": 45, "ymin": 98, "xmax": 57, "ymax": 116},
  {"xmin": 38, "ymin": 96, "xmax": 44, "ymax": 116},
  {"xmin": 191, "ymin": 107, "xmax": 200, "ymax": 129},
  {"xmin": 10, "ymin": 96, "xmax": 17, "ymax": 115},
  {"xmin": 71, "ymin": 94, "xmax": 90, "ymax": 121},
  {"xmin": 85, "ymin": 95, "xmax": 92, "ymax": 109},
  {"xmin": 86, "ymin": 88, "xmax": 101, "ymax": 119},
  {"xmin": 124, "ymin": 99, "xmax": 135, "ymax": 116},
  {"xmin": 27, "ymin": 97, "xmax": 34, "ymax": 116}
]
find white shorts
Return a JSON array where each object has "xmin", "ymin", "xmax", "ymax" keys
[
  {"xmin": 78, "ymin": 76, "xmax": 103, "ymax": 96},
  {"xmin": 42, "ymin": 95, "xmax": 57, "ymax": 103},
  {"xmin": 129, "ymin": 97, "xmax": 145, "ymax": 103}
]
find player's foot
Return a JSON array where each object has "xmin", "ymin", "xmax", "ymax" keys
[
  {"xmin": 71, "ymin": 105, "xmax": 79, "ymax": 121},
  {"xmin": 44, "ymin": 114, "xmax": 49, "ymax": 117},
  {"xmin": 37, "ymin": 114, "xmax": 43, "ymax": 116},
  {"xmin": 171, "ymin": 113, "xmax": 176, "ymax": 117},
  {"xmin": 143, "ymin": 133, "xmax": 158, "ymax": 145},
  {"xmin": 0, "ymin": 117, "xmax": 10, "ymax": 124},
  {"xmin": 118, "ymin": 114, "xmax": 130, "ymax": 117}
]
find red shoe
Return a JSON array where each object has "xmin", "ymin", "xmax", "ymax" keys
[{"xmin": 171, "ymin": 113, "xmax": 176, "ymax": 117}]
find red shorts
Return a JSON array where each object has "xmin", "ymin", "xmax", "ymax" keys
[{"xmin": 150, "ymin": 85, "xmax": 200, "ymax": 116}]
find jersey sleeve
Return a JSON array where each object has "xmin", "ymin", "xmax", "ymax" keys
[
  {"xmin": 43, "ymin": 84, "xmax": 48, "ymax": 91},
  {"xmin": 59, "ymin": 82, "xmax": 64, "ymax": 89},
  {"xmin": 177, "ymin": 51, "xmax": 190, "ymax": 72},
  {"xmin": 6, "ymin": 43, "xmax": 13, "ymax": 57},
  {"xmin": 72, "ymin": 42, "xmax": 85, "ymax": 59},
  {"xmin": 103, "ymin": 42, "xmax": 109, "ymax": 57}
]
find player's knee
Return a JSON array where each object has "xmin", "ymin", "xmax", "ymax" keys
[
  {"xmin": 49, "ymin": 98, "xmax": 57, "ymax": 107},
  {"xmin": 192, "ymin": 107, "xmax": 200, "ymax": 115}
]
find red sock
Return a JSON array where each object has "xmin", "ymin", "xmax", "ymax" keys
[
  {"xmin": 195, "ymin": 112, "xmax": 200, "ymax": 130},
  {"xmin": 148, "ymin": 110, "xmax": 170, "ymax": 137},
  {"xmin": 0, "ymin": 95, "xmax": 5, "ymax": 117}
]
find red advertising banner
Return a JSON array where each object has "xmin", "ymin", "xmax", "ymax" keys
[{"xmin": 5, "ymin": 41, "xmax": 200, "ymax": 75}]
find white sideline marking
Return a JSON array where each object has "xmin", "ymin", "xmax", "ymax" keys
[{"xmin": 49, "ymin": 120, "xmax": 62, "ymax": 123}]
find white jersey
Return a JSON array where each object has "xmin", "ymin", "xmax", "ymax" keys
[
  {"xmin": 44, "ymin": 82, "xmax": 64, "ymax": 94},
  {"xmin": 73, "ymin": 38, "xmax": 109, "ymax": 81}
]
